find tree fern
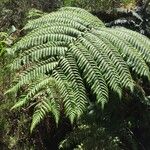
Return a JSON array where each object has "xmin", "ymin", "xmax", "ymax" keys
[{"xmin": 6, "ymin": 7, "xmax": 150, "ymax": 132}]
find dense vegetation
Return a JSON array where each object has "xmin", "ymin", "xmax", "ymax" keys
[{"xmin": 0, "ymin": 0, "xmax": 150, "ymax": 150}]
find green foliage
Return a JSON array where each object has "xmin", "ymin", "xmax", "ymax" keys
[
  {"xmin": 121, "ymin": 0, "xmax": 136, "ymax": 5},
  {"xmin": 27, "ymin": 8, "xmax": 47, "ymax": 20},
  {"xmin": 64, "ymin": 0, "xmax": 75, "ymax": 6},
  {"xmin": 69, "ymin": 0, "xmax": 114, "ymax": 11},
  {"xmin": 6, "ymin": 7, "xmax": 150, "ymax": 132},
  {"xmin": 59, "ymin": 125, "xmax": 121, "ymax": 150},
  {"xmin": 0, "ymin": 31, "xmax": 13, "ymax": 89},
  {"xmin": 63, "ymin": 0, "xmax": 136, "ymax": 12},
  {"xmin": 0, "ymin": 0, "xmax": 9, "ymax": 5},
  {"xmin": 59, "ymin": 88, "xmax": 150, "ymax": 150},
  {"xmin": 59, "ymin": 119, "xmax": 121, "ymax": 150},
  {"xmin": 0, "ymin": 32, "xmax": 8, "ymax": 55},
  {"xmin": 0, "ymin": 0, "xmax": 62, "ymax": 31},
  {"xmin": 0, "ymin": 31, "xmax": 31, "ymax": 149}
]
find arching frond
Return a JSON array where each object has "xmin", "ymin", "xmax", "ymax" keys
[
  {"xmin": 13, "ymin": 34, "xmax": 75, "ymax": 52},
  {"xmin": 59, "ymin": 54, "xmax": 88, "ymax": 116},
  {"xmin": 11, "ymin": 76, "xmax": 56, "ymax": 110},
  {"xmin": 69, "ymin": 43, "xmax": 108, "ymax": 108},
  {"xmin": 24, "ymin": 7, "xmax": 104, "ymax": 31},
  {"xmin": 95, "ymin": 28, "xmax": 150, "ymax": 79},
  {"xmin": 115, "ymin": 27, "xmax": 150, "ymax": 63},
  {"xmin": 58, "ymin": 7, "xmax": 104, "ymax": 27},
  {"xmin": 7, "ymin": 7, "xmax": 150, "ymax": 132},
  {"xmin": 53, "ymin": 69, "xmax": 85, "ymax": 123},
  {"xmin": 7, "ymin": 60, "xmax": 58, "ymax": 94}
]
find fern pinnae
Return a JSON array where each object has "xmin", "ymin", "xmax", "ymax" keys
[
  {"xmin": 24, "ymin": 46, "xmax": 67, "ymax": 62},
  {"xmin": 114, "ymin": 28, "xmax": 150, "ymax": 63},
  {"xmin": 26, "ymin": 21, "xmax": 87, "ymax": 36},
  {"xmin": 43, "ymin": 89, "xmax": 60, "ymax": 124},
  {"xmin": 30, "ymin": 86, "xmax": 61, "ymax": 132},
  {"xmin": 59, "ymin": 55, "xmax": 87, "ymax": 115},
  {"xmin": 11, "ymin": 77, "xmax": 56, "ymax": 110},
  {"xmin": 97, "ymin": 28, "xmax": 150, "ymax": 79},
  {"xmin": 25, "ymin": 11, "xmax": 91, "ymax": 31},
  {"xmin": 7, "ymin": 7, "xmax": 150, "ymax": 132},
  {"xmin": 30, "ymin": 109, "xmax": 43, "ymax": 133},
  {"xmin": 11, "ymin": 98, "xmax": 28, "ymax": 110},
  {"xmin": 8, "ymin": 60, "xmax": 58, "ymax": 93},
  {"xmin": 30, "ymin": 99, "xmax": 47, "ymax": 132},
  {"xmin": 53, "ymin": 69, "xmax": 80, "ymax": 122},
  {"xmin": 24, "ymin": 26, "xmax": 82, "ymax": 40},
  {"xmin": 11, "ymin": 42, "xmax": 67, "ymax": 70},
  {"xmin": 108, "ymin": 28, "xmax": 150, "ymax": 63},
  {"xmin": 58, "ymin": 7, "xmax": 104, "ymax": 28},
  {"xmin": 78, "ymin": 34, "xmax": 122, "ymax": 97},
  {"xmin": 91, "ymin": 30, "xmax": 135, "ymax": 90},
  {"xmin": 13, "ymin": 34, "xmax": 75, "ymax": 52},
  {"xmin": 24, "ymin": 17, "xmax": 87, "ymax": 31},
  {"xmin": 70, "ymin": 43, "xmax": 108, "ymax": 108}
]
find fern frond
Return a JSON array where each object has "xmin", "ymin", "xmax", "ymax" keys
[
  {"xmin": 78, "ymin": 34, "xmax": 122, "ymax": 96},
  {"xmin": 69, "ymin": 43, "xmax": 108, "ymax": 108},
  {"xmin": 11, "ymin": 42, "xmax": 66, "ymax": 70},
  {"xmin": 97, "ymin": 28, "xmax": 150, "ymax": 79},
  {"xmin": 24, "ymin": 26, "xmax": 82, "ymax": 41},
  {"xmin": 13, "ymin": 34, "xmax": 75, "ymax": 52},
  {"xmin": 25, "ymin": 18, "xmax": 87, "ymax": 32},
  {"xmin": 11, "ymin": 76, "xmax": 57, "ymax": 110},
  {"xmin": 7, "ymin": 60, "xmax": 58, "ymax": 93},
  {"xmin": 7, "ymin": 7, "xmax": 150, "ymax": 132},
  {"xmin": 59, "ymin": 7, "xmax": 104, "ymax": 27},
  {"xmin": 115, "ymin": 27, "xmax": 150, "ymax": 63},
  {"xmin": 21, "ymin": 46, "xmax": 66, "ymax": 64},
  {"xmin": 30, "ymin": 97, "xmax": 60, "ymax": 132},
  {"xmin": 53, "ymin": 69, "xmax": 83, "ymax": 123},
  {"xmin": 59, "ymin": 54, "xmax": 88, "ymax": 117},
  {"xmin": 25, "ymin": 12, "xmax": 89, "ymax": 31},
  {"xmin": 89, "ymin": 30, "xmax": 135, "ymax": 90},
  {"xmin": 25, "ymin": 7, "xmax": 104, "ymax": 31}
]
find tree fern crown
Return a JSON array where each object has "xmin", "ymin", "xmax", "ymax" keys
[{"xmin": 7, "ymin": 7, "xmax": 150, "ymax": 132}]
